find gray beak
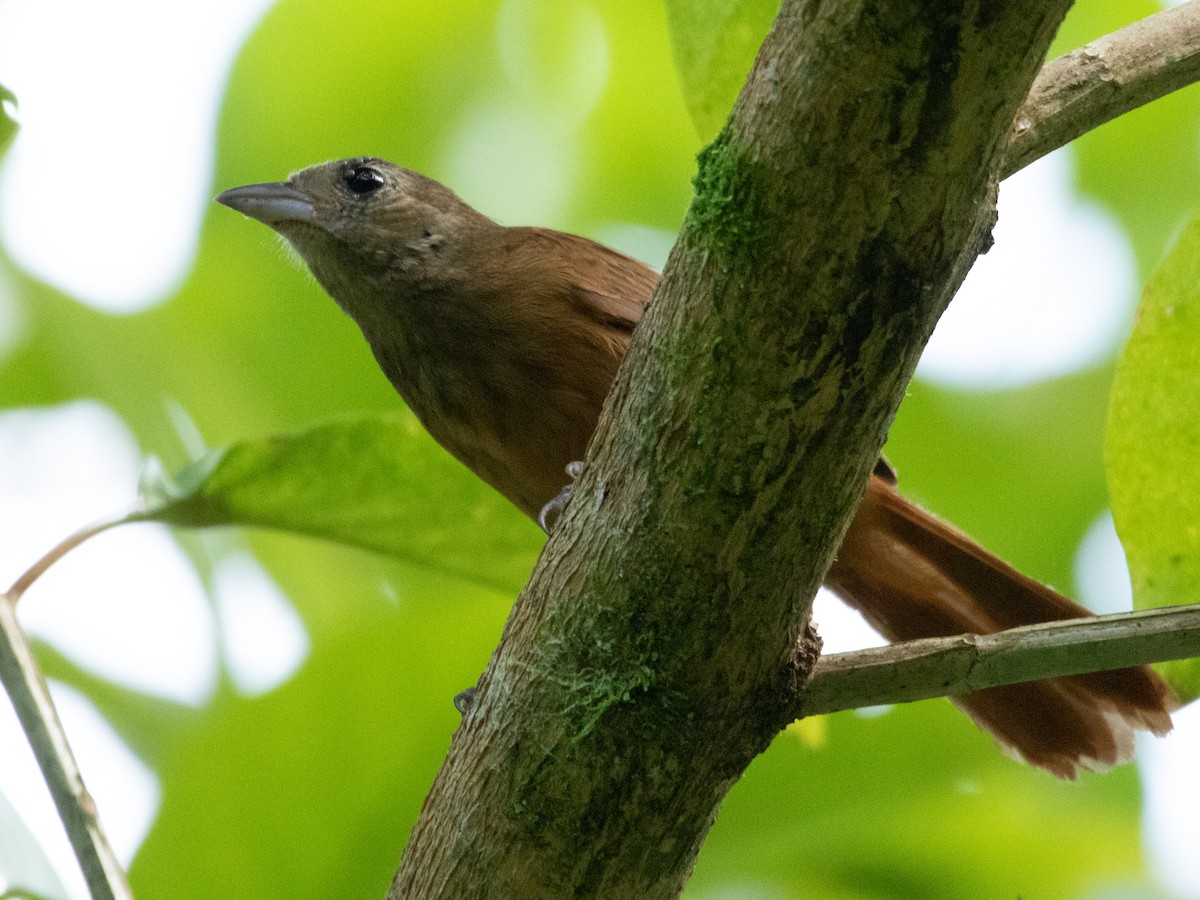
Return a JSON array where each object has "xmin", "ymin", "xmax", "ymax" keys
[{"xmin": 216, "ymin": 181, "xmax": 315, "ymax": 227}]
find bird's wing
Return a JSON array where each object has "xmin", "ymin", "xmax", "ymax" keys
[
  {"xmin": 568, "ymin": 241, "xmax": 658, "ymax": 330},
  {"xmin": 516, "ymin": 228, "xmax": 659, "ymax": 331}
]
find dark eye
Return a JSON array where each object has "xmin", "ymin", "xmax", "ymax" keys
[{"xmin": 345, "ymin": 166, "xmax": 385, "ymax": 195}]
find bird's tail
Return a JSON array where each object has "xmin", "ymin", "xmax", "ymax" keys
[{"xmin": 824, "ymin": 473, "xmax": 1175, "ymax": 779}]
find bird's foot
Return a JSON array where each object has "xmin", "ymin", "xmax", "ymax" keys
[
  {"xmin": 453, "ymin": 686, "xmax": 476, "ymax": 715},
  {"xmin": 538, "ymin": 460, "xmax": 585, "ymax": 533}
]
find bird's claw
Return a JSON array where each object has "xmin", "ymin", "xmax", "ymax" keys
[
  {"xmin": 453, "ymin": 687, "xmax": 476, "ymax": 715},
  {"xmin": 538, "ymin": 460, "xmax": 584, "ymax": 533}
]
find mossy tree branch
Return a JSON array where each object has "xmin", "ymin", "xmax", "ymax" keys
[{"xmin": 391, "ymin": 1, "xmax": 1075, "ymax": 897}]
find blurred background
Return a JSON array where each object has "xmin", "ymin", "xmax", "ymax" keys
[{"xmin": 0, "ymin": 0, "xmax": 1198, "ymax": 897}]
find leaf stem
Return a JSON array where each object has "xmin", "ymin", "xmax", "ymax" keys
[{"xmin": 6, "ymin": 516, "xmax": 131, "ymax": 604}]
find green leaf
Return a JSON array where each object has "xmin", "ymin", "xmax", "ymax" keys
[
  {"xmin": 138, "ymin": 450, "xmax": 226, "ymax": 507},
  {"xmin": 136, "ymin": 415, "xmax": 542, "ymax": 595},
  {"xmin": 0, "ymin": 85, "xmax": 17, "ymax": 158},
  {"xmin": 663, "ymin": 0, "xmax": 780, "ymax": 141},
  {"xmin": 1107, "ymin": 206, "xmax": 1200, "ymax": 701},
  {"xmin": 693, "ymin": 704, "xmax": 1149, "ymax": 898}
]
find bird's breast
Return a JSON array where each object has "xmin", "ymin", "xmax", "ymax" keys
[{"xmin": 366, "ymin": 307, "xmax": 616, "ymax": 520}]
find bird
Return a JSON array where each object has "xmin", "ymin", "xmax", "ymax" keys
[{"xmin": 217, "ymin": 156, "xmax": 1175, "ymax": 778}]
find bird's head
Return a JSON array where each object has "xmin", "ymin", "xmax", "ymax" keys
[{"xmin": 216, "ymin": 157, "xmax": 490, "ymax": 303}]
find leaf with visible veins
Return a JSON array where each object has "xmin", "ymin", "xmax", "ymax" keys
[{"xmin": 1108, "ymin": 206, "xmax": 1200, "ymax": 702}]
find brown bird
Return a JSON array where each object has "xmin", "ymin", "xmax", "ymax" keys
[{"xmin": 218, "ymin": 156, "xmax": 1174, "ymax": 778}]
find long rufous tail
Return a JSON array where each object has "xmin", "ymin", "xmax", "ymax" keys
[{"xmin": 824, "ymin": 471, "xmax": 1176, "ymax": 779}]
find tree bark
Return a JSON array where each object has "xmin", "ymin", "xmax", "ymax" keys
[
  {"xmin": 392, "ymin": 1, "xmax": 1073, "ymax": 896},
  {"xmin": 1004, "ymin": 1, "xmax": 1200, "ymax": 177}
]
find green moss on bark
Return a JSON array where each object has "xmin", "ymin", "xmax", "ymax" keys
[{"xmin": 688, "ymin": 130, "xmax": 769, "ymax": 268}]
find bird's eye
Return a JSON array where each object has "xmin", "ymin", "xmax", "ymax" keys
[{"xmin": 345, "ymin": 166, "xmax": 385, "ymax": 195}]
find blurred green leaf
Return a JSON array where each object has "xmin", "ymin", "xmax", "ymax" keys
[
  {"xmin": 131, "ymin": 590, "xmax": 513, "ymax": 900},
  {"xmin": 663, "ymin": 0, "xmax": 780, "ymax": 141},
  {"xmin": 1107, "ymin": 206, "xmax": 1200, "ymax": 701},
  {"xmin": 690, "ymin": 704, "xmax": 1148, "ymax": 898},
  {"xmin": 136, "ymin": 415, "xmax": 542, "ymax": 595},
  {"xmin": 0, "ymin": 85, "xmax": 16, "ymax": 157},
  {"xmin": 138, "ymin": 450, "xmax": 225, "ymax": 507}
]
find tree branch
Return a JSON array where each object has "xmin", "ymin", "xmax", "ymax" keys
[
  {"xmin": 804, "ymin": 603, "xmax": 1200, "ymax": 715},
  {"xmin": 1004, "ymin": 1, "xmax": 1200, "ymax": 177},
  {"xmin": 0, "ymin": 594, "xmax": 131, "ymax": 900},
  {"xmin": 392, "ymin": 1, "xmax": 1074, "ymax": 896}
]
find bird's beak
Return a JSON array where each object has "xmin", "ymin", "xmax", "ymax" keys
[{"xmin": 216, "ymin": 181, "xmax": 316, "ymax": 227}]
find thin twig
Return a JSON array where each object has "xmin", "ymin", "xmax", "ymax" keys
[
  {"xmin": 6, "ymin": 516, "xmax": 129, "ymax": 604},
  {"xmin": 0, "ymin": 594, "xmax": 132, "ymax": 899},
  {"xmin": 803, "ymin": 603, "xmax": 1200, "ymax": 716},
  {"xmin": 1005, "ymin": 1, "xmax": 1200, "ymax": 177}
]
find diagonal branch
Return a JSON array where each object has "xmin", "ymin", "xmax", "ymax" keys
[
  {"xmin": 392, "ymin": 2, "xmax": 1076, "ymax": 897},
  {"xmin": 1005, "ymin": 1, "xmax": 1200, "ymax": 177},
  {"xmin": 392, "ymin": 0, "xmax": 1200, "ymax": 892},
  {"xmin": 804, "ymin": 603, "xmax": 1200, "ymax": 715}
]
